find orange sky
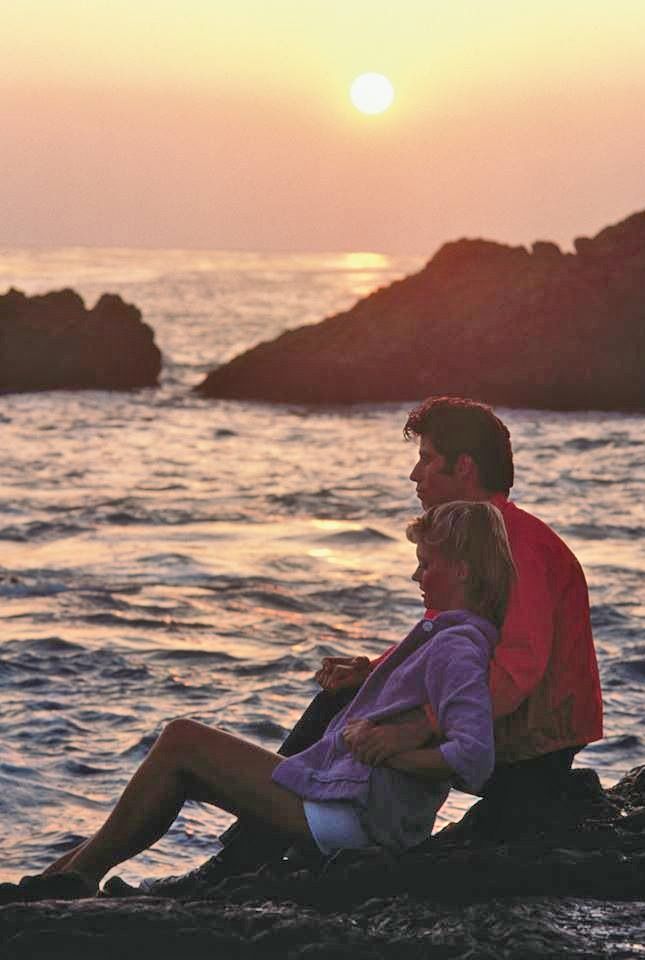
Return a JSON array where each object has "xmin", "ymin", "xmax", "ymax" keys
[{"xmin": 2, "ymin": 1, "xmax": 645, "ymax": 253}]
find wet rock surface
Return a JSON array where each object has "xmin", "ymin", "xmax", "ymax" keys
[
  {"xmin": 2, "ymin": 897, "xmax": 644, "ymax": 960},
  {"xmin": 0, "ymin": 288, "xmax": 161, "ymax": 393},
  {"xmin": 197, "ymin": 209, "xmax": 645, "ymax": 409},
  {"xmin": 2, "ymin": 766, "xmax": 644, "ymax": 958}
]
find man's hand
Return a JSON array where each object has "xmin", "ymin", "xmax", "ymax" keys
[
  {"xmin": 343, "ymin": 711, "xmax": 437, "ymax": 765},
  {"xmin": 342, "ymin": 719, "xmax": 401, "ymax": 765},
  {"xmin": 315, "ymin": 656, "xmax": 371, "ymax": 691}
]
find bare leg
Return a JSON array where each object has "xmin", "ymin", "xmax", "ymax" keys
[
  {"xmin": 43, "ymin": 838, "xmax": 90, "ymax": 875},
  {"xmin": 57, "ymin": 719, "xmax": 310, "ymax": 888}
]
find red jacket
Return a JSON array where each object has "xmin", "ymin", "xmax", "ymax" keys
[{"xmin": 376, "ymin": 496, "xmax": 603, "ymax": 763}]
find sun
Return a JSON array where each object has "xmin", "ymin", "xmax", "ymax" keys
[{"xmin": 350, "ymin": 73, "xmax": 394, "ymax": 115}]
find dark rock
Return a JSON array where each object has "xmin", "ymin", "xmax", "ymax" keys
[
  {"xmin": 197, "ymin": 210, "xmax": 645, "ymax": 409},
  {"xmin": 2, "ymin": 766, "xmax": 645, "ymax": 957},
  {"xmin": 1, "ymin": 895, "xmax": 643, "ymax": 959},
  {"xmin": 531, "ymin": 241, "xmax": 564, "ymax": 260},
  {"xmin": 0, "ymin": 288, "xmax": 161, "ymax": 393}
]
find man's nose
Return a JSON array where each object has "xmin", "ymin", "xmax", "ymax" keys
[
  {"xmin": 409, "ymin": 462, "xmax": 420, "ymax": 482},
  {"xmin": 412, "ymin": 565, "xmax": 421, "ymax": 582}
]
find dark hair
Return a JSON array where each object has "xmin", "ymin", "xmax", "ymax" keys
[
  {"xmin": 406, "ymin": 501, "xmax": 517, "ymax": 629},
  {"xmin": 403, "ymin": 397, "xmax": 514, "ymax": 494}
]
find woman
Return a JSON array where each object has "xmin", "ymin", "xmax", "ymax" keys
[{"xmin": 2, "ymin": 500, "xmax": 515, "ymax": 901}]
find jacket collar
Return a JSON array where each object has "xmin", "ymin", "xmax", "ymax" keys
[{"xmin": 427, "ymin": 609, "xmax": 499, "ymax": 654}]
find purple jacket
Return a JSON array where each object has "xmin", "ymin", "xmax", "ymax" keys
[{"xmin": 272, "ymin": 610, "xmax": 497, "ymax": 851}]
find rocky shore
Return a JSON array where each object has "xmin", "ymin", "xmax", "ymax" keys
[
  {"xmin": 197, "ymin": 210, "xmax": 645, "ymax": 409},
  {"xmin": 2, "ymin": 765, "xmax": 644, "ymax": 959},
  {"xmin": 2, "ymin": 896, "xmax": 643, "ymax": 959},
  {"xmin": 0, "ymin": 288, "xmax": 161, "ymax": 393}
]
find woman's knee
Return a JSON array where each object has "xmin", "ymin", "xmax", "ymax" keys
[{"xmin": 157, "ymin": 717, "xmax": 204, "ymax": 754}]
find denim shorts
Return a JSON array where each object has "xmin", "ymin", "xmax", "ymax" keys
[{"xmin": 303, "ymin": 799, "xmax": 370, "ymax": 855}]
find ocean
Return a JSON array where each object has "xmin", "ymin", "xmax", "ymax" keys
[{"xmin": 0, "ymin": 248, "xmax": 643, "ymax": 886}]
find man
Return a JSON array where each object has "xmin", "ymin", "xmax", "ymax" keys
[
  {"xmin": 332, "ymin": 397, "xmax": 603, "ymax": 828},
  {"xmin": 111, "ymin": 396, "xmax": 602, "ymax": 896}
]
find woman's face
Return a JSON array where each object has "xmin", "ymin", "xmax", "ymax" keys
[{"xmin": 412, "ymin": 542, "xmax": 467, "ymax": 611}]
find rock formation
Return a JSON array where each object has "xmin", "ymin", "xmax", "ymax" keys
[
  {"xmin": 0, "ymin": 288, "xmax": 161, "ymax": 393},
  {"xmin": 2, "ymin": 765, "xmax": 644, "ymax": 958},
  {"xmin": 197, "ymin": 210, "xmax": 645, "ymax": 409}
]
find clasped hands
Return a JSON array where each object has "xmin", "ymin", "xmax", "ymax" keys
[{"xmin": 314, "ymin": 655, "xmax": 371, "ymax": 691}]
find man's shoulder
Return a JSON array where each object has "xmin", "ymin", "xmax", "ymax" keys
[
  {"xmin": 499, "ymin": 497, "xmax": 583, "ymax": 574},
  {"xmin": 501, "ymin": 498, "xmax": 570, "ymax": 547}
]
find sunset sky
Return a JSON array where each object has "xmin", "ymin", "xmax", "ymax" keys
[{"xmin": 3, "ymin": 0, "xmax": 645, "ymax": 253}]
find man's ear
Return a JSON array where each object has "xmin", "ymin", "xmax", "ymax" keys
[
  {"xmin": 455, "ymin": 559, "xmax": 469, "ymax": 583},
  {"xmin": 455, "ymin": 453, "xmax": 477, "ymax": 483}
]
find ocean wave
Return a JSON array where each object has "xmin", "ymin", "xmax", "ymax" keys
[
  {"xmin": 79, "ymin": 612, "xmax": 212, "ymax": 632},
  {"xmin": 14, "ymin": 676, "xmax": 50, "ymax": 689},
  {"xmin": 136, "ymin": 482, "xmax": 188, "ymax": 492},
  {"xmin": 0, "ymin": 661, "xmax": 22, "ymax": 680},
  {"xmin": 201, "ymin": 575, "xmax": 248, "ymax": 594},
  {"xmin": 37, "ymin": 833, "xmax": 90, "ymax": 856},
  {"xmin": 59, "ymin": 760, "xmax": 114, "ymax": 776},
  {"xmin": 0, "ymin": 762, "xmax": 43, "ymax": 779},
  {"xmin": 236, "ymin": 718, "xmax": 287, "ymax": 740},
  {"xmin": 591, "ymin": 604, "xmax": 631, "ymax": 628},
  {"xmin": 310, "ymin": 583, "xmax": 395, "ymax": 617},
  {"xmin": 148, "ymin": 648, "xmax": 239, "ymax": 664},
  {"xmin": 3, "ymin": 636, "xmax": 86, "ymax": 654},
  {"xmin": 564, "ymin": 435, "xmax": 643, "ymax": 451},
  {"xmin": 161, "ymin": 677, "xmax": 220, "ymax": 698},
  {"xmin": 102, "ymin": 511, "xmax": 143, "ymax": 525},
  {"xmin": 1, "ymin": 642, "xmax": 158, "ymax": 697},
  {"xmin": 200, "ymin": 575, "xmax": 316, "ymax": 611},
  {"xmin": 25, "ymin": 497, "xmax": 251, "ymax": 529},
  {"xmin": 586, "ymin": 734, "xmax": 641, "ymax": 751},
  {"xmin": 119, "ymin": 731, "xmax": 160, "ymax": 758},
  {"xmin": 0, "ymin": 574, "xmax": 28, "ymax": 597},
  {"xmin": 564, "ymin": 437, "xmax": 612, "ymax": 451},
  {"xmin": 614, "ymin": 659, "xmax": 645, "ymax": 681},
  {"xmin": 235, "ymin": 654, "xmax": 309, "ymax": 676},
  {"xmin": 250, "ymin": 589, "xmax": 310, "ymax": 612},
  {"xmin": 267, "ymin": 489, "xmax": 366, "ymax": 520},
  {"xmin": 0, "ymin": 520, "xmax": 88, "ymax": 542},
  {"xmin": 17, "ymin": 716, "xmax": 89, "ymax": 746},
  {"xmin": 94, "ymin": 501, "xmax": 244, "ymax": 527},
  {"xmin": 314, "ymin": 527, "xmax": 394, "ymax": 545},
  {"xmin": 98, "ymin": 662, "xmax": 150, "ymax": 681},
  {"xmin": 564, "ymin": 523, "xmax": 645, "ymax": 541},
  {"xmin": 74, "ymin": 709, "xmax": 140, "ymax": 726},
  {"xmin": 563, "ymin": 475, "xmax": 629, "ymax": 486},
  {"xmin": 138, "ymin": 552, "xmax": 196, "ymax": 565},
  {"xmin": 30, "ymin": 700, "xmax": 66, "ymax": 711}
]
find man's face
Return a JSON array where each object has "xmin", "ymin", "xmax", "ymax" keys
[{"xmin": 409, "ymin": 435, "xmax": 460, "ymax": 509}]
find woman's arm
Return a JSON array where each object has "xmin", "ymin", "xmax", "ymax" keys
[
  {"xmin": 426, "ymin": 639, "xmax": 495, "ymax": 793},
  {"xmin": 342, "ymin": 718, "xmax": 453, "ymax": 781},
  {"xmin": 344, "ymin": 637, "xmax": 495, "ymax": 793},
  {"xmin": 386, "ymin": 746, "xmax": 453, "ymax": 781}
]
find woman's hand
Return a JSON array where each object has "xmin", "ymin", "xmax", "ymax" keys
[{"xmin": 315, "ymin": 656, "xmax": 371, "ymax": 691}]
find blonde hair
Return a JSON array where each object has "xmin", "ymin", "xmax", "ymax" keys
[{"xmin": 406, "ymin": 501, "xmax": 516, "ymax": 628}]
